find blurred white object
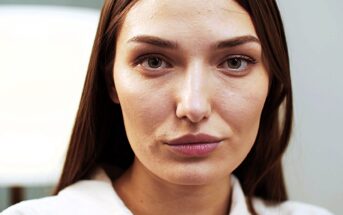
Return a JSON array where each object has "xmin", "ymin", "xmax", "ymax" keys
[{"xmin": 0, "ymin": 5, "xmax": 99, "ymax": 186}]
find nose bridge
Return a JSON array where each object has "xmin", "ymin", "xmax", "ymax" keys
[
  {"xmin": 185, "ymin": 63, "xmax": 207, "ymax": 103},
  {"xmin": 176, "ymin": 62, "xmax": 211, "ymax": 123}
]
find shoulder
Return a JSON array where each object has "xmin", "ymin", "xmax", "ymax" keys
[
  {"xmin": 1, "ymin": 195, "xmax": 63, "ymax": 215},
  {"xmin": 230, "ymin": 175, "xmax": 333, "ymax": 215},
  {"xmin": 1, "ymin": 181, "xmax": 118, "ymax": 215},
  {"xmin": 252, "ymin": 198, "xmax": 334, "ymax": 215},
  {"xmin": 1, "ymin": 180, "xmax": 129, "ymax": 215}
]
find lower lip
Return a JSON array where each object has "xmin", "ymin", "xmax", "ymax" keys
[{"xmin": 166, "ymin": 142, "xmax": 220, "ymax": 157}]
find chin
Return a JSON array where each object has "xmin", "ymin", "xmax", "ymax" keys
[{"xmin": 162, "ymin": 166, "xmax": 226, "ymax": 186}]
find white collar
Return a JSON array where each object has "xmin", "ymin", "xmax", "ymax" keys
[{"xmin": 60, "ymin": 167, "xmax": 251, "ymax": 215}]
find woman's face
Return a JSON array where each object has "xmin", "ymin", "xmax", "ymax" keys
[{"xmin": 113, "ymin": 0, "xmax": 269, "ymax": 185}]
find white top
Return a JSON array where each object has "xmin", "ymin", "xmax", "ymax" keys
[{"xmin": 1, "ymin": 168, "xmax": 333, "ymax": 215}]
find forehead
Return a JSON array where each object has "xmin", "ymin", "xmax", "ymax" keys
[{"xmin": 120, "ymin": 0, "xmax": 257, "ymax": 43}]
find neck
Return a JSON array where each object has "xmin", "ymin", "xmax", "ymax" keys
[{"xmin": 113, "ymin": 160, "xmax": 232, "ymax": 215}]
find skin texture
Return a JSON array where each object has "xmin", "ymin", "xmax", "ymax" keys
[{"xmin": 112, "ymin": 0, "xmax": 269, "ymax": 214}]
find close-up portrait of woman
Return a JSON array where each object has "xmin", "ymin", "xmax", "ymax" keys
[{"xmin": 0, "ymin": 0, "xmax": 337, "ymax": 214}]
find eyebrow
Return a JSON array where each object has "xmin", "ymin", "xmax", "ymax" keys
[
  {"xmin": 127, "ymin": 35, "xmax": 260, "ymax": 49},
  {"xmin": 216, "ymin": 35, "xmax": 260, "ymax": 48},
  {"xmin": 127, "ymin": 35, "xmax": 178, "ymax": 49}
]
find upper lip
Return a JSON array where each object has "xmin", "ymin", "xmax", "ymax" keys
[{"xmin": 165, "ymin": 133, "xmax": 222, "ymax": 145}]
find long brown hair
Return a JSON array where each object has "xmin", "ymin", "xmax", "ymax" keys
[{"xmin": 55, "ymin": 0, "xmax": 292, "ymax": 214}]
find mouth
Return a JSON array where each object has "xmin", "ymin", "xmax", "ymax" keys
[{"xmin": 165, "ymin": 133, "xmax": 223, "ymax": 157}]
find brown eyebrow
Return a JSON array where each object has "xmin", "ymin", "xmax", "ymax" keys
[
  {"xmin": 216, "ymin": 35, "xmax": 260, "ymax": 48},
  {"xmin": 127, "ymin": 35, "xmax": 260, "ymax": 49},
  {"xmin": 127, "ymin": 35, "xmax": 178, "ymax": 49}
]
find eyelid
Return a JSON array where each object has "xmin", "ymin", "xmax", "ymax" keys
[{"xmin": 223, "ymin": 54, "xmax": 257, "ymax": 64}]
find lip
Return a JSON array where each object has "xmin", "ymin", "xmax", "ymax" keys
[{"xmin": 165, "ymin": 133, "xmax": 222, "ymax": 157}]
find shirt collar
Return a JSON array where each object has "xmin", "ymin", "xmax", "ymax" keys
[
  {"xmin": 229, "ymin": 175, "xmax": 251, "ymax": 215},
  {"xmin": 64, "ymin": 167, "xmax": 251, "ymax": 215}
]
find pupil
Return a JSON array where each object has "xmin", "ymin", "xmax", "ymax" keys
[
  {"xmin": 148, "ymin": 57, "xmax": 162, "ymax": 68},
  {"xmin": 228, "ymin": 58, "xmax": 241, "ymax": 69}
]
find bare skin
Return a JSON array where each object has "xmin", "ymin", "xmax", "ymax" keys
[
  {"xmin": 114, "ymin": 158, "xmax": 231, "ymax": 215},
  {"xmin": 111, "ymin": 0, "xmax": 268, "ymax": 214}
]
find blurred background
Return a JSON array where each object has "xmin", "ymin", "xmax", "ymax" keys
[
  {"xmin": 0, "ymin": 0, "xmax": 342, "ymax": 214},
  {"xmin": 0, "ymin": 0, "xmax": 104, "ymax": 211}
]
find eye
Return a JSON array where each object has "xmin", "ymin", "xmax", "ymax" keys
[
  {"xmin": 219, "ymin": 55, "xmax": 256, "ymax": 74},
  {"xmin": 227, "ymin": 58, "xmax": 246, "ymax": 69},
  {"xmin": 139, "ymin": 55, "xmax": 170, "ymax": 70}
]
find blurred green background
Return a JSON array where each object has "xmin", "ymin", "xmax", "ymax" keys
[{"xmin": 0, "ymin": 0, "xmax": 103, "ymax": 211}]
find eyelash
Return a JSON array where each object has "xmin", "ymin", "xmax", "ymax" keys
[
  {"xmin": 134, "ymin": 54, "xmax": 256, "ymax": 75},
  {"xmin": 218, "ymin": 55, "xmax": 257, "ymax": 74},
  {"xmin": 135, "ymin": 54, "xmax": 172, "ymax": 70}
]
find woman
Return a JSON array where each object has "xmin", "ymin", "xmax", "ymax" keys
[{"xmin": 2, "ymin": 0, "xmax": 333, "ymax": 214}]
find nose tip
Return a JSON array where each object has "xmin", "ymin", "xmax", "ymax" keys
[
  {"xmin": 175, "ymin": 64, "xmax": 212, "ymax": 123},
  {"xmin": 176, "ymin": 95, "xmax": 211, "ymax": 123}
]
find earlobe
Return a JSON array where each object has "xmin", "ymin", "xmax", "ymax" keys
[{"xmin": 109, "ymin": 86, "xmax": 120, "ymax": 104}]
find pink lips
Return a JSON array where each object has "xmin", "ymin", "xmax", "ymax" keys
[{"xmin": 165, "ymin": 134, "xmax": 222, "ymax": 157}]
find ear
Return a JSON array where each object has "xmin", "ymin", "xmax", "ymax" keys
[{"xmin": 108, "ymin": 85, "xmax": 120, "ymax": 104}]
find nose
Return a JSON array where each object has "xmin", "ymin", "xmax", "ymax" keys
[{"xmin": 175, "ymin": 64, "xmax": 211, "ymax": 123}]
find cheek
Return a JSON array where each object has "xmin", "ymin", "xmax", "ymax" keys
[
  {"xmin": 213, "ymin": 74, "xmax": 268, "ymax": 171},
  {"xmin": 113, "ymin": 69, "xmax": 173, "ymax": 146},
  {"xmin": 217, "ymin": 75, "xmax": 269, "ymax": 142}
]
